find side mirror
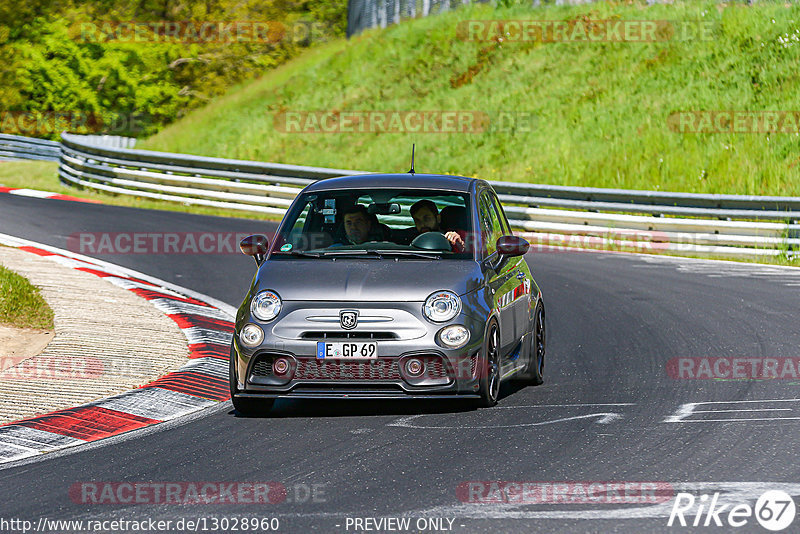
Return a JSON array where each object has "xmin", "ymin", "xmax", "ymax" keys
[
  {"xmin": 496, "ymin": 235, "xmax": 530, "ymax": 257},
  {"xmin": 240, "ymin": 234, "xmax": 270, "ymax": 266}
]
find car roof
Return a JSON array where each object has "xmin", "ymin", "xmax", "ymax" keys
[{"xmin": 304, "ymin": 173, "xmax": 480, "ymax": 193}]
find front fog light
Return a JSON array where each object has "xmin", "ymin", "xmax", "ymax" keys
[
  {"xmin": 405, "ymin": 358, "xmax": 424, "ymax": 377},
  {"xmin": 240, "ymin": 323, "xmax": 264, "ymax": 347},
  {"xmin": 273, "ymin": 357, "xmax": 290, "ymax": 375},
  {"xmin": 438, "ymin": 325, "xmax": 470, "ymax": 349}
]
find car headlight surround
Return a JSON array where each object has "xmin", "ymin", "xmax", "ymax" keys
[
  {"xmin": 240, "ymin": 323, "xmax": 264, "ymax": 347},
  {"xmin": 438, "ymin": 325, "xmax": 470, "ymax": 349},
  {"xmin": 423, "ymin": 290, "xmax": 461, "ymax": 323},
  {"xmin": 251, "ymin": 290, "xmax": 282, "ymax": 322}
]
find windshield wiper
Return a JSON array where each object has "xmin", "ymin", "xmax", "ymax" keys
[
  {"xmin": 372, "ymin": 250, "xmax": 442, "ymax": 260},
  {"xmin": 286, "ymin": 251, "xmax": 324, "ymax": 258},
  {"xmin": 318, "ymin": 250, "xmax": 383, "ymax": 259},
  {"xmin": 318, "ymin": 249, "xmax": 443, "ymax": 260}
]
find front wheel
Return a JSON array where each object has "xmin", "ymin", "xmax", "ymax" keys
[
  {"xmin": 475, "ymin": 321, "xmax": 501, "ymax": 408},
  {"xmin": 528, "ymin": 303, "xmax": 546, "ymax": 385},
  {"xmin": 229, "ymin": 343, "xmax": 274, "ymax": 416}
]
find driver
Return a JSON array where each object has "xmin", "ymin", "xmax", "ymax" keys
[
  {"xmin": 342, "ymin": 205, "xmax": 373, "ymax": 245},
  {"xmin": 337, "ymin": 204, "xmax": 393, "ymax": 245},
  {"xmin": 410, "ymin": 200, "xmax": 466, "ymax": 252}
]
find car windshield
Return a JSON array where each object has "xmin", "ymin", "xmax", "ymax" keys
[{"xmin": 271, "ymin": 188, "xmax": 473, "ymax": 259}]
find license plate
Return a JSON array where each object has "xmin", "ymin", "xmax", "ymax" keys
[{"xmin": 316, "ymin": 341, "xmax": 377, "ymax": 359}]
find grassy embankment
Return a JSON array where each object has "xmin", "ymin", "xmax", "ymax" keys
[
  {"xmin": 5, "ymin": 1, "xmax": 800, "ymax": 264},
  {"xmin": 0, "ymin": 263, "xmax": 54, "ymax": 329},
  {"xmin": 142, "ymin": 1, "xmax": 800, "ymax": 196}
]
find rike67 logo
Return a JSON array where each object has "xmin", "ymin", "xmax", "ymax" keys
[{"xmin": 668, "ymin": 490, "xmax": 796, "ymax": 531}]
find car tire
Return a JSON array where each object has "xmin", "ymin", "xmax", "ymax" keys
[
  {"xmin": 229, "ymin": 343, "xmax": 274, "ymax": 416},
  {"xmin": 525, "ymin": 302, "xmax": 546, "ymax": 385},
  {"xmin": 475, "ymin": 320, "xmax": 501, "ymax": 408}
]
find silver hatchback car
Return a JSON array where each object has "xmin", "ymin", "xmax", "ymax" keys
[{"xmin": 230, "ymin": 173, "xmax": 546, "ymax": 413}]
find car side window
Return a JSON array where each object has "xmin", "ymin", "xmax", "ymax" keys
[
  {"xmin": 490, "ymin": 193, "xmax": 512, "ymax": 236},
  {"xmin": 479, "ymin": 192, "xmax": 503, "ymax": 256},
  {"xmin": 292, "ymin": 202, "xmax": 313, "ymax": 233},
  {"xmin": 285, "ymin": 201, "xmax": 313, "ymax": 243}
]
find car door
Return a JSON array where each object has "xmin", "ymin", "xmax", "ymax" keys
[
  {"xmin": 489, "ymin": 192, "xmax": 532, "ymax": 345},
  {"xmin": 479, "ymin": 191, "xmax": 516, "ymax": 356}
]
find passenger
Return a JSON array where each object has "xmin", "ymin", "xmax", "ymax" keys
[{"xmin": 409, "ymin": 200, "xmax": 466, "ymax": 252}]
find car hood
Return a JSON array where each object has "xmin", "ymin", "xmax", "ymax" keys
[{"xmin": 254, "ymin": 258, "xmax": 483, "ymax": 302}]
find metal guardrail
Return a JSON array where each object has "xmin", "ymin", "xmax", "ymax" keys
[
  {"xmin": 494, "ymin": 181, "xmax": 800, "ymax": 212},
  {"xmin": 76, "ymin": 135, "xmax": 138, "ymax": 149},
  {"xmin": 0, "ymin": 133, "xmax": 137, "ymax": 162},
  {"xmin": 346, "ymin": 0, "xmax": 756, "ymax": 38},
  {"xmin": 348, "ymin": 0, "xmax": 491, "ymax": 37},
  {"xmin": 6, "ymin": 132, "xmax": 800, "ymax": 259},
  {"xmin": 0, "ymin": 134, "xmax": 61, "ymax": 162}
]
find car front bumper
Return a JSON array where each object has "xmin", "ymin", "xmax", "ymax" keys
[
  {"xmin": 232, "ymin": 300, "xmax": 489, "ymax": 399},
  {"xmin": 233, "ymin": 344, "xmax": 484, "ymax": 398}
]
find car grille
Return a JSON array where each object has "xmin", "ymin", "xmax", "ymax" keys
[
  {"xmin": 300, "ymin": 331, "xmax": 397, "ymax": 340},
  {"xmin": 418, "ymin": 355, "xmax": 448, "ymax": 379},
  {"xmin": 249, "ymin": 354, "xmax": 455, "ymax": 382},
  {"xmin": 251, "ymin": 358, "xmax": 274, "ymax": 377},
  {"xmin": 295, "ymin": 358, "xmax": 401, "ymax": 380}
]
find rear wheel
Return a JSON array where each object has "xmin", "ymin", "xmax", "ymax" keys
[
  {"xmin": 229, "ymin": 343, "xmax": 274, "ymax": 416},
  {"xmin": 476, "ymin": 321, "xmax": 501, "ymax": 408}
]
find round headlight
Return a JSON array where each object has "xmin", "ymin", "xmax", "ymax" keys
[
  {"xmin": 423, "ymin": 290, "xmax": 461, "ymax": 323},
  {"xmin": 240, "ymin": 323, "xmax": 264, "ymax": 347},
  {"xmin": 251, "ymin": 290, "xmax": 282, "ymax": 322},
  {"xmin": 438, "ymin": 325, "xmax": 470, "ymax": 349}
]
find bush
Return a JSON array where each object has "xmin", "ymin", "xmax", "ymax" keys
[{"xmin": 0, "ymin": 0, "xmax": 347, "ymax": 139}]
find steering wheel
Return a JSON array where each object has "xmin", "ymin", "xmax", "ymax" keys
[{"xmin": 410, "ymin": 232, "xmax": 451, "ymax": 251}]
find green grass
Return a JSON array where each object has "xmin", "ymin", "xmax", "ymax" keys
[
  {"xmin": 0, "ymin": 160, "xmax": 280, "ymax": 221},
  {"xmin": 531, "ymin": 238, "xmax": 800, "ymax": 267},
  {"xmin": 686, "ymin": 253, "xmax": 798, "ymax": 268},
  {"xmin": 0, "ymin": 263, "xmax": 54, "ymax": 329},
  {"xmin": 6, "ymin": 2, "xmax": 800, "ymax": 267},
  {"xmin": 139, "ymin": 0, "xmax": 800, "ymax": 196}
]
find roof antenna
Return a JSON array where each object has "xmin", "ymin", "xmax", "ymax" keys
[{"xmin": 408, "ymin": 143, "xmax": 415, "ymax": 175}]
